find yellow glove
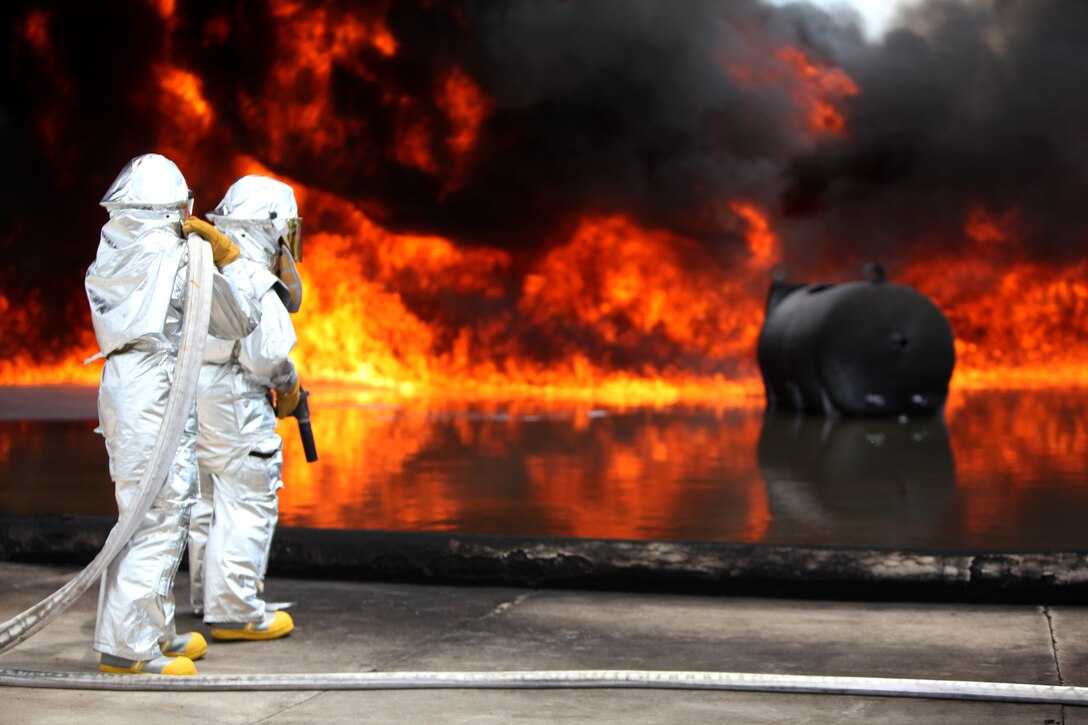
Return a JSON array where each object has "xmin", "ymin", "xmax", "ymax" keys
[
  {"xmin": 275, "ymin": 381, "xmax": 302, "ymax": 418},
  {"xmin": 183, "ymin": 216, "xmax": 240, "ymax": 268}
]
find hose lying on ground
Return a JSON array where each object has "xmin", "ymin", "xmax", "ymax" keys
[
  {"xmin": 0, "ymin": 237, "xmax": 1086, "ymax": 706},
  {"xmin": 1, "ymin": 668, "xmax": 1087, "ymax": 705}
]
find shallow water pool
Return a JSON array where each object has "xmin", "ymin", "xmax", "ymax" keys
[{"xmin": 0, "ymin": 386, "xmax": 1084, "ymax": 550}]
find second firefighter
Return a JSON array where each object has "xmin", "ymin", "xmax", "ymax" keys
[{"xmin": 186, "ymin": 175, "xmax": 306, "ymax": 641}]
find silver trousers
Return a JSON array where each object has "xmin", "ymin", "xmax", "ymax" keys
[
  {"xmin": 94, "ymin": 351, "xmax": 198, "ymax": 660},
  {"xmin": 189, "ymin": 363, "xmax": 283, "ymax": 624}
]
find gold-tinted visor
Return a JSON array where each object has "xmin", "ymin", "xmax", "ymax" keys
[{"xmin": 284, "ymin": 217, "xmax": 303, "ymax": 261}]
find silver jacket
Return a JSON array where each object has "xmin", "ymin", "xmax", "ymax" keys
[
  {"xmin": 87, "ymin": 210, "xmax": 260, "ymax": 356},
  {"xmin": 200, "ymin": 259, "xmax": 298, "ymax": 389},
  {"xmin": 88, "ymin": 208, "xmax": 260, "ymax": 660}
]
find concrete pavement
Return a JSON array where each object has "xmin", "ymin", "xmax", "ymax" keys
[{"xmin": 1, "ymin": 560, "xmax": 1086, "ymax": 723}]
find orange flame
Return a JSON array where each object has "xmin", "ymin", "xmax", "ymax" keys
[
  {"xmin": 903, "ymin": 205, "xmax": 1088, "ymax": 388},
  {"xmin": 439, "ymin": 67, "xmax": 490, "ymax": 158},
  {"xmin": 519, "ymin": 215, "xmax": 767, "ymax": 365},
  {"xmin": 150, "ymin": 0, "xmax": 176, "ymax": 20},
  {"xmin": 774, "ymin": 47, "xmax": 859, "ymax": 137},
  {"xmin": 0, "ymin": 292, "xmax": 99, "ymax": 385},
  {"xmin": 157, "ymin": 65, "xmax": 213, "ymax": 134},
  {"xmin": 284, "ymin": 204, "xmax": 767, "ymax": 404},
  {"xmin": 22, "ymin": 9, "xmax": 51, "ymax": 51},
  {"xmin": 730, "ymin": 201, "xmax": 780, "ymax": 269},
  {"xmin": 211, "ymin": 149, "xmax": 769, "ymax": 405},
  {"xmin": 392, "ymin": 65, "xmax": 493, "ymax": 179},
  {"xmin": 2, "ymin": 9, "xmax": 1086, "ymax": 404},
  {"xmin": 392, "ymin": 107, "xmax": 439, "ymax": 174},
  {"xmin": 964, "ymin": 205, "xmax": 1019, "ymax": 245},
  {"xmin": 728, "ymin": 45, "xmax": 859, "ymax": 140},
  {"xmin": 238, "ymin": 2, "xmax": 399, "ymax": 165},
  {"xmin": 437, "ymin": 66, "xmax": 492, "ymax": 191}
]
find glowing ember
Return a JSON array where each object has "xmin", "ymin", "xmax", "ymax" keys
[
  {"xmin": 774, "ymin": 47, "xmax": 859, "ymax": 137},
  {"xmin": 729, "ymin": 201, "xmax": 780, "ymax": 269},
  {"xmin": 437, "ymin": 66, "xmax": 492, "ymax": 191},
  {"xmin": 22, "ymin": 10, "xmax": 51, "ymax": 52},
  {"xmin": 728, "ymin": 45, "xmax": 859, "ymax": 140},
  {"xmin": 157, "ymin": 65, "xmax": 213, "ymax": 131},
  {"xmin": 439, "ymin": 67, "xmax": 491, "ymax": 158},
  {"xmin": 150, "ymin": 0, "xmax": 176, "ymax": 20},
  {"xmin": 392, "ymin": 110, "xmax": 439, "ymax": 174},
  {"xmin": 964, "ymin": 205, "xmax": 1020, "ymax": 245}
]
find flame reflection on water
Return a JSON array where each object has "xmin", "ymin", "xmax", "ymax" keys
[
  {"xmin": 274, "ymin": 387, "xmax": 1088, "ymax": 548},
  {"xmin": 0, "ymin": 386, "xmax": 1085, "ymax": 550}
]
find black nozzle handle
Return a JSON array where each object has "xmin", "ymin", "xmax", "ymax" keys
[{"xmin": 293, "ymin": 388, "xmax": 318, "ymax": 463}]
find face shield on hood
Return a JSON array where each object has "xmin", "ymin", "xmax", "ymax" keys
[{"xmin": 273, "ymin": 243, "xmax": 303, "ymax": 313}]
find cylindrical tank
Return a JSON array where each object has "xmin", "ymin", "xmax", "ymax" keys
[{"xmin": 757, "ymin": 264, "xmax": 955, "ymax": 417}]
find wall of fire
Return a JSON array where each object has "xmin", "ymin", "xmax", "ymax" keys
[{"xmin": 1, "ymin": 0, "xmax": 1085, "ymax": 399}]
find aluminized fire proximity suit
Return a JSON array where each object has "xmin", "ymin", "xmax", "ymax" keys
[
  {"xmin": 186, "ymin": 176, "xmax": 301, "ymax": 638},
  {"xmin": 86, "ymin": 154, "xmax": 261, "ymax": 667}
]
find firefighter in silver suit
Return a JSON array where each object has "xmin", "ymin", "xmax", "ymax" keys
[
  {"xmin": 86, "ymin": 154, "xmax": 262, "ymax": 675},
  {"xmin": 186, "ymin": 175, "xmax": 303, "ymax": 641}
]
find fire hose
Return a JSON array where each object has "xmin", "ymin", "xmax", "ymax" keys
[{"xmin": 1, "ymin": 238, "xmax": 1087, "ymax": 706}]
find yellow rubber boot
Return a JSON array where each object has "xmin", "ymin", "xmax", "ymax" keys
[
  {"xmin": 99, "ymin": 653, "xmax": 197, "ymax": 676},
  {"xmin": 210, "ymin": 610, "xmax": 294, "ymax": 641},
  {"xmin": 160, "ymin": 631, "xmax": 208, "ymax": 660}
]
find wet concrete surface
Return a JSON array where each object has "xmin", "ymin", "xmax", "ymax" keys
[{"xmin": 1, "ymin": 561, "xmax": 1085, "ymax": 724}]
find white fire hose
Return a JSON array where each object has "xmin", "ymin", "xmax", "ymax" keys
[{"xmin": 1, "ymin": 237, "xmax": 1087, "ymax": 706}]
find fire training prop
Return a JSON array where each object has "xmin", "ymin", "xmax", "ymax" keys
[{"xmin": 757, "ymin": 263, "xmax": 955, "ymax": 417}]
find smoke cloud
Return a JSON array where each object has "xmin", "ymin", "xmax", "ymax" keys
[{"xmin": 781, "ymin": 0, "xmax": 1088, "ymax": 265}]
